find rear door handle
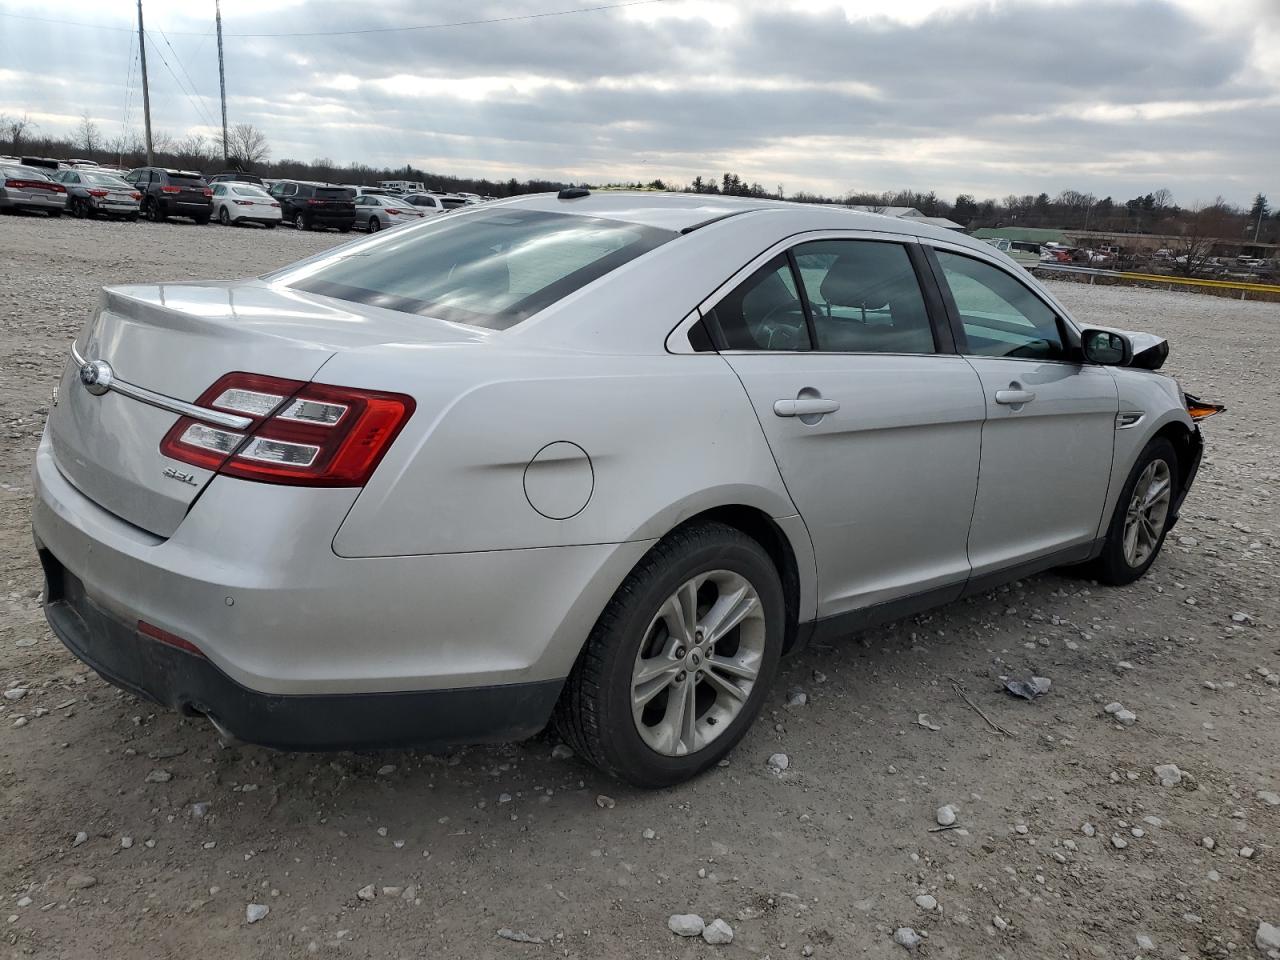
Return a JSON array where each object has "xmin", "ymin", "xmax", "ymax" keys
[
  {"xmin": 774, "ymin": 398, "xmax": 840, "ymax": 417},
  {"xmin": 994, "ymin": 389, "xmax": 1036, "ymax": 405}
]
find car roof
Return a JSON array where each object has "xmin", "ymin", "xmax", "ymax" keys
[{"xmin": 495, "ymin": 190, "xmax": 986, "ymax": 250}]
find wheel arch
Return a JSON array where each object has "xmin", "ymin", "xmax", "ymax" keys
[{"xmin": 1151, "ymin": 419, "xmax": 1198, "ymax": 500}]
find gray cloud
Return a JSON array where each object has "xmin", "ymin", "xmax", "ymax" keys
[{"xmin": 0, "ymin": 0, "xmax": 1274, "ymax": 205}]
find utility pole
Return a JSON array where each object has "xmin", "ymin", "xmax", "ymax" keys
[
  {"xmin": 216, "ymin": 0, "xmax": 229, "ymax": 164},
  {"xmin": 136, "ymin": 0, "xmax": 154, "ymax": 165}
]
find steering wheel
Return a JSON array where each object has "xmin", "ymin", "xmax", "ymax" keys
[{"xmin": 755, "ymin": 302, "xmax": 808, "ymax": 350}]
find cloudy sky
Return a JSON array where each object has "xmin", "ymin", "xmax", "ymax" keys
[{"xmin": 1, "ymin": 0, "xmax": 1277, "ymax": 206}]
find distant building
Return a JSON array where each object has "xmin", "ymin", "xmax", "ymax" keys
[
  {"xmin": 971, "ymin": 227, "xmax": 1069, "ymax": 246},
  {"xmin": 845, "ymin": 205, "xmax": 966, "ymax": 231}
]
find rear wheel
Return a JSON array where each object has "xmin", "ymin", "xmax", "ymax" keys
[
  {"xmin": 555, "ymin": 522, "xmax": 784, "ymax": 788},
  {"xmin": 48, "ymin": 208, "xmax": 63, "ymax": 218},
  {"xmin": 218, "ymin": 206, "xmax": 231, "ymax": 225},
  {"xmin": 368, "ymin": 217, "xmax": 381, "ymax": 233},
  {"xmin": 71, "ymin": 198, "xmax": 90, "ymax": 219},
  {"xmin": 146, "ymin": 198, "xmax": 166, "ymax": 222},
  {"xmin": 193, "ymin": 214, "xmax": 210, "ymax": 225},
  {"xmin": 1087, "ymin": 436, "xmax": 1178, "ymax": 586}
]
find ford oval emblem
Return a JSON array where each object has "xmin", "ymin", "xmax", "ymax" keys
[{"xmin": 79, "ymin": 359, "xmax": 113, "ymax": 396}]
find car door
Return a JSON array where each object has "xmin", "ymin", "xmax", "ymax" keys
[
  {"xmin": 707, "ymin": 234, "xmax": 987, "ymax": 621},
  {"xmin": 211, "ymin": 183, "xmax": 226, "ymax": 217},
  {"xmin": 927, "ymin": 245, "xmax": 1118, "ymax": 583}
]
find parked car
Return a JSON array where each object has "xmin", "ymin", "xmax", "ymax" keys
[
  {"xmin": 0, "ymin": 163, "xmax": 66, "ymax": 215},
  {"xmin": 34, "ymin": 191, "xmax": 1219, "ymax": 787},
  {"xmin": 267, "ymin": 180, "xmax": 355, "ymax": 232},
  {"xmin": 211, "ymin": 182, "xmax": 281, "ymax": 227},
  {"xmin": 354, "ymin": 193, "xmax": 426, "ymax": 232},
  {"xmin": 124, "ymin": 167, "xmax": 213, "ymax": 224},
  {"xmin": 53, "ymin": 169, "xmax": 141, "ymax": 220},
  {"xmin": 208, "ymin": 172, "xmax": 265, "ymax": 186},
  {"xmin": 402, "ymin": 192, "xmax": 467, "ymax": 215},
  {"xmin": 378, "ymin": 179, "xmax": 425, "ymax": 194},
  {"xmin": 346, "ymin": 185, "xmax": 392, "ymax": 197}
]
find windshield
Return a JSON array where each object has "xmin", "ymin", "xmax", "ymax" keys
[{"xmin": 279, "ymin": 208, "xmax": 674, "ymax": 330}]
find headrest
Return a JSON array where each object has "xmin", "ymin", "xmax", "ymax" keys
[{"xmin": 819, "ymin": 251, "xmax": 908, "ymax": 309}]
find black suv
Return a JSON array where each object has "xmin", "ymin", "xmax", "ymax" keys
[
  {"xmin": 268, "ymin": 181, "xmax": 355, "ymax": 232},
  {"xmin": 124, "ymin": 167, "xmax": 213, "ymax": 224}
]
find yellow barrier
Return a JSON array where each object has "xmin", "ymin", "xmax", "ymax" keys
[{"xmin": 1115, "ymin": 271, "xmax": 1280, "ymax": 294}]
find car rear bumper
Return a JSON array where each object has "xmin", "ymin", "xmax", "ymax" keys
[
  {"xmin": 0, "ymin": 193, "xmax": 65, "ymax": 211},
  {"xmin": 38, "ymin": 552, "xmax": 561, "ymax": 750},
  {"xmin": 31, "ymin": 430, "xmax": 651, "ymax": 724}
]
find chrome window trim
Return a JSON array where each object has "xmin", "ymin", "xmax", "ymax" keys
[{"xmin": 69, "ymin": 341, "xmax": 254, "ymax": 430}]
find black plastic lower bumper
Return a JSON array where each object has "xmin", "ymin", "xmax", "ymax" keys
[
  {"xmin": 38, "ymin": 548, "xmax": 562, "ymax": 752},
  {"xmin": 1167, "ymin": 424, "xmax": 1205, "ymax": 528}
]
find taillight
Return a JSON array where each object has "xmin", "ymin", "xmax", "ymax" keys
[
  {"xmin": 270, "ymin": 202, "xmax": 280, "ymax": 207},
  {"xmin": 159, "ymin": 373, "xmax": 415, "ymax": 487},
  {"xmin": 234, "ymin": 199, "xmax": 253, "ymax": 205},
  {"xmin": 386, "ymin": 208, "xmax": 401, "ymax": 215},
  {"xmin": 161, "ymin": 186, "xmax": 181, "ymax": 194},
  {"xmin": 307, "ymin": 198, "xmax": 322, "ymax": 205},
  {"xmin": 203, "ymin": 188, "xmax": 213, "ymax": 197},
  {"xmin": 131, "ymin": 192, "xmax": 142, "ymax": 200},
  {"xmin": 88, "ymin": 189, "xmax": 109, "ymax": 198},
  {"xmin": 51, "ymin": 183, "xmax": 66, "ymax": 193}
]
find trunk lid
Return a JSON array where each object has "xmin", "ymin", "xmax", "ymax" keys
[{"xmin": 48, "ymin": 280, "xmax": 483, "ymax": 537}]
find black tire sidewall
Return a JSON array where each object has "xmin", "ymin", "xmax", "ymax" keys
[
  {"xmin": 1097, "ymin": 436, "xmax": 1179, "ymax": 584},
  {"xmin": 591, "ymin": 528, "xmax": 784, "ymax": 787}
]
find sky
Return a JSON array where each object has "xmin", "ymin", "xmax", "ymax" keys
[{"xmin": 0, "ymin": 0, "xmax": 1277, "ymax": 207}]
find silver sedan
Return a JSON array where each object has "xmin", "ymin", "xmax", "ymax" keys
[
  {"xmin": 53, "ymin": 169, "xmax": 142, "ymax": 221},
  {"xmin": 354, "ymin": 193, "xmax": 427, "ymax": 232},
  {"xmin": 32, "ymin": 191, "xmax": 1219, "ymax": 786},
  {"xmin": 1, "ymin": 163, "xmax": 67, "ymax": 215}
]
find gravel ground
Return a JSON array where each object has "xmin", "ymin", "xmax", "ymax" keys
[{"xmin": 1, "ymin": 214, "xmax": 1278, "ymax": 960}]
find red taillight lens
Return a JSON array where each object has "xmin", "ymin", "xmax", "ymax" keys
[
  {"xmin": 159, "ymin": 373, "xmax": 415, "ymax": 487},
  {"xmin": 138, "ymin": 620, "xmax": 205, "ymax": 658},
  {"xmin": 52, "ymin": 183, "xmax": 66, "ymax": 193},
  {"xmin": 203, "ymin": 188, "xmax": 213, "ymax": 197},
  {"xmin": 131, "ymin": 191, "xmax": 142, "ymax": 200},
  {"xmin": 88, "ymin": 189, "xmax": 109, "ymax": 198},
  {"xmin": 234, "ymin": 199, "xmax": 253, "ymax": 205},
  {"xmin": 386, "ymin": 208, "xmax": 401, "ymax": 215},
  {"xmin": 307, "ymin": 198, "xmax": 322, "ymax": 205},
  {"xmin": 270, "ymin": 202, "xmax": 280, "ymax": 207}
]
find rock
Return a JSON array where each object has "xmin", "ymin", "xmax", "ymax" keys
[
  {"xmin": 1081, "ymin": 822, "xmax": 1096, "ymax": 837},
  {"xmin": 72, "ymin": 831, "xmax": 88, "ymax": 847},
  {"xmin": 1153, "ymin": 764, "xmax": 1183, "ymax": 787},
  {"xmin": 381, "ymin": 886, "xmax": 402, "ymax": 897},
  {"xmin": 1256, "ymin": 922, "xmax": 1280, "ymax": 953},
  {"xmin": 497, "ymin": 929, "xmax": 544, "ymax": 945},
  {"xmin": 190, "ymin": 802, "xmax": 210, "ymax": 818},
  {"xmin": 642, "ymin": 828, "xmax": 656, "ymax": 840},
  {"xmin": 1136, "ymin": 933, "xmax": 1155, "ymax": 951},
  {"xmin": 356, "ymin": 884, "xmax": 376, "ymax": 901},
  {"xmin": 2, "ymin": 688, "xmax": 28, "ymax": 700},
  {"xmin": 66, "ymin": 874, "xmax": 97, "ymax": 890},
  {"xmin": 376, "ymin": 764, "xmax": 396, "ymax": 776},
  {"xmin": 893, "ymin": 927, "xmax": 922, "ymax": 950},
  {"xmin": 668, "ymin": 914, "xmax": 705, "ymax": 937},
  {"xmin": 144, "ymin": 769, "xmax": 172, "ymax": 784},
  {"xmin": 914, "ymin": 894, "xmax": 938, "ymax": 910},
  {"xmin": 1240, "ymin": 846, "xmax": 1255, "ymax": 859},
  {"xmin": 768, "ymin": 753, "xmax": 790, "ymax": 773},
  {"xmin": 786, "ymin": 687, "xmax": 808, "ymax": 707},
  {"xmin": 246, "ymin": 904, "xmax": 269, "ymax": 924},
  {"xmin": 550, "ymin": 743, "xmax": 574, "ymax": 760},
  {"xmin": 595, "ymin": 794, "xmax": 616, "ymax": 809},
  {"xmin": 120, "ymin": 836, "xmax": 133, "ymax": 849},
  {"xmin": 702, "ymin": 918, "xmax": 734, "ymax": 945},
  {"xmin": 992, "ymin": 916, "xmax": 1009, "ymax": 931},
  {"xmin": 1111, "ymin": 835, "xmax": 1129, "ymax": 849},
  {"xmin": 1114, "ymin": 709, "xmax": 1137, "ymax": 726},
  {"xmin": 16, "ymin": 897, "xmax": 31, "ymax": 908},
  {"xmin": 1257, "ymin": 791, "xmax": 1280, "ymax": 807},
  {"xmin": 13, "ymin": 717, "xmax": 28, "ymax": 728},
  {"xmin": 916, "ymin": 713, "xmax": 941, "ymax": 731},
  {"xmin": 1201, "ymin": 837, "xmax": 1215, "ymax": 849},
  {"xmin": 936, "ymin": 804, "xmax": 957, "ymax": 827},
  {"xmin": 1231, "ymin": 612, "xmax": 1251, "ymax": 623}
]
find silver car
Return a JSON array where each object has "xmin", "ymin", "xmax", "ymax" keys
[
  {"xmin": 32, "ymin": 191, "xmax": 1218, "ymax": 786},
  {"xmin": 54, "ymin": 169, "xmax": 142, "ymax": 221},
  {"xmin": 354, "ymin": 194, "xmax": 427, "ymax": 232},
  {"xmin": 1, "ymin": 163, "xmax": 67, "ymax": 216}
]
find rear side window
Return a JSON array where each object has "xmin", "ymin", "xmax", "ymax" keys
[
  {"xmin": 441, "ymin": 197, "xmax": 467, "ymax": 209},
  {"xmin": 934, "ymin": 251, "xmax": 1065, "ymax": 360},
  {"xmin": 280, "ymin": 208, "xmax": 674, "ymax": 330}
]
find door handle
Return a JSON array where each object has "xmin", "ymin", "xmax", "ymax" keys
[
  {"xmin": 994, "ymin": 389, "xmax": 1036, "ymax": 405},
  {"xmin": 774, "ymin": 397, "xmax": 840, "ymax": 418}
]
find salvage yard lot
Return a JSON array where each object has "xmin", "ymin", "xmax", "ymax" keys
[{"xmin": 1, "ymin": 215, "xmax": 1277, "ymax": 959}]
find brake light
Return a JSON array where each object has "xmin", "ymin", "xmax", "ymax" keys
[
  {"xmin": 131, "ymin": 192, "xmax": 142, "ymax": 200},
  {"xmin": 203, "ymin": 188, "xmax": 213, "ymax": 197},
  {"xmin": 386, "ymin": 208, "xmax": 401, "ymax": 215},
  {"xmin": 88, "ymin": 189, "xmax": 109, "ymax": 198},
  {"xmin": 234, "ymin": 199, "xmax": 253, "ymax": 205},
  {"xmin": 270, "ymin": 202, "xmax": 280, "ymax": 207},
  {"xmin": 159, "ymin": 373, "xmax": 415, "ymax": 486},
  {"xmin": 307, "ymin": 198, "xmax": 324, "ymax": 205},
  {"xmin": 161, "ymin": 186, "xmax": 181, "ymax": 194},
  {"xmin": 52, "ymin": 183, "xmax": 66, "ymax": 193}
]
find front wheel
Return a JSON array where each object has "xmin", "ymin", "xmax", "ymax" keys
[
  {"xmin": 293, "ymin": 212, "xmax": 308, "ymax": 230},
  {"xmin": 555, "ymin": 522, "xmax": 785, "ymax": 788},
  {"xmin": 1088, "ymin": 436, "xmax": 1179, "ymax": 586}
]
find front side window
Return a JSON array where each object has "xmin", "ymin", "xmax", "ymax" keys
[
  {"xmin": 278, "ymin": 208, "xmax": 674, "ymax": 330},
  {"xmin": 935, "ymin": 250, "xmax": 1065, "ymax": 360},
  {"xmin": 705, "ymin": 255, "xmax": 810, "ymax": 351},
  {"xmin": 793, "ymin": 240, "xmax": 935, "ymax": 354}
]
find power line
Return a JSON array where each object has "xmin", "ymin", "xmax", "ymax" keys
[
  {"xmin": 144, "ymin": 31, "xmax": 218, "ymax": 131},
  {"xmin": 158, "ymin": 27, "xmax": 216, "ymax": 125},
  {"xmin": 0, "ymin": 1, "xmax": 679, "ymax": 38}
]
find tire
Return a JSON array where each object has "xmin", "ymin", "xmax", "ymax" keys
[
  {"xmin": 338, "ymin": 225, "xmax": 352, "ymax": 234},
  {"xmin": 48, "ymin": 209, "xmax": 63, "ymax": 218},
  {"xmin": 127, "ymin": 214, "xmax": 139, "ymax": 223},
  {"xmin": 218, "ymin": 207, "xmax": 231, "ymax": 226},
  {"xmin": 368, "ymin": 217, "xmax": 381, "ymax": 233},
  {"xmin": 554, "ymin": 522, "xmax": 785, "ymax": 788},
  {"xmin": 265, "ymin": 223, "xmax": 276, "ymax": 230},
  {"xmin": 71, "ymin": 198, "xmax": 89, "ymax": 219},
  {"xmin": 1087, "ymin": 436, "xmax": 1179, "ymax": 586},
  {"xmin": 146, "ymin": 199, "xmax": 166, "ymax": 222},
  {"xmin": 293, "ymin": 212, "xmax": 308, "ymax": 231},
  {"xmin": 193, "ymin": 214, "xmax": 210, "ymax": 226}
]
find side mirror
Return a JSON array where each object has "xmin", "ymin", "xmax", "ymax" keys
[{"xmin": 1081, "ymin": 328, "xmax": 1132, "ymax": 366}]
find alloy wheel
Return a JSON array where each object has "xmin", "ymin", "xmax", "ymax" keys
[
  {"xmin": 1123, "ymin": 458, "xmax": 1172, "ymax": 567},
  {"xmin": 630, "ymin": 570, "xmax": 766, "ymax": 757}
]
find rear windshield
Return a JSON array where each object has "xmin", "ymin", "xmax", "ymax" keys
[
  {"xmin": 232, "ymin": 184, "xmax": 267, "ymax": 196},
  {"xmin": 83, "ymin": 172, "xmax": 128, "ymax": 186},
  {"xmin": 171, "ymin": 173, "xmax": 206, "ymax": 185},
  {"xmin": 4, "ymin": 165, "xmax": 50, "ymax": 180},
  {"xmin": 280, "ymin": 208, "xmax": 674, "ymax": 330},
  {"xmin": 316, "ymin": 187, "xmax": 352, "ymax": 200}
]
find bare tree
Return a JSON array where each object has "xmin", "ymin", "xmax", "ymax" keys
[
  {"xmin": 173, "ymin": 132, "xmax": 213, "ymax": 167},
  {"xmin": 227, "ymin": 123, "xmax": 271, "ymax": 169},
  {"xmin": 1172, "ymin": 199, "xmax": 1237, "ymax": 277},
  {"xmin": 2, "ymin": 112, "xmax": 36, "ymax": 152},
  {"xmin": 75, "ymin": 113, "xmax": 101, "ymax": 156}
]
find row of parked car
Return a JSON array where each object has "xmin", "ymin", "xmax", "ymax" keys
[{"xmin": 0, "ymin": 156, "xmax": 487, "ymax": 233}]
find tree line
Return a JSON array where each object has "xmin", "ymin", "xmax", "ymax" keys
[{"xmin": 3, "ymin": 111, "xmax": 1275, "ymax": 245}]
